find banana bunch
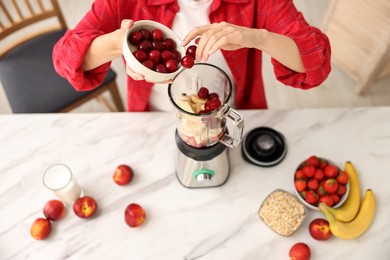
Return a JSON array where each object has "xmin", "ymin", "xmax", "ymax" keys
[{"xmin": 318, "ymin": 161, "xmax": 376, "ymax": 240}]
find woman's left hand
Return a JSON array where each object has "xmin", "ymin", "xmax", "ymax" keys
[{"xmin": 182, "ymin": 22, "xmax": 260, "ymax": 62}]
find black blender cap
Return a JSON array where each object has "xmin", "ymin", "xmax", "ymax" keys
[{"xmin": 241, "ymin": 127, "xmax": 287, "ymax": 167}]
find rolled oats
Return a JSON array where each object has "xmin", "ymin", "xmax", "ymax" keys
[{"xmin": 258, "ymin": 189, "xmax": 306, "ymax": 236}]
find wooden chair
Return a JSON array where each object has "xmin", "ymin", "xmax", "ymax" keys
[
  {"xmin": 321, "ymin": 0, "xmax": 390, "ymax": 95},
  {"xmin": 0, "ymin": 0, "xmax": 125, "ymax": 113}
]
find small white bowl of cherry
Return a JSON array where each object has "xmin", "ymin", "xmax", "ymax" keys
[{"xmin": 122, "ymin": 20, "xmax": 197, "ymax": 82}]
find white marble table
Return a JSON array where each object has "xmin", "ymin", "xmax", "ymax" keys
[{"xmin": 1, "ymin": 108, "xmax": 389, "ymax": 260}]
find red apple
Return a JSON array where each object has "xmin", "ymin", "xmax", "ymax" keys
[
  {"xmin": 309, "ymin": 218, "xmax": 332, "ymax": 240},
  {"xmin": 73, "ymin": 196, "xmax": 97, "ymax": 219},
  {"xmin": 30, "ymin": 218, "xmax": 51, "ymax": 240},
  {"xmin": 113, "ymin": 164, "xmax": 134, "ymax": 185},
  {"xmin": 289, "ymin": 242, "xmax": 311, "ymax": 260},
  {"xmin": 43, "ymin": 200, "xmax": 65, "ymax": 221},
  {"xmin": 125, "ymin": 203, "xmax": 146, "ymax": 228}
]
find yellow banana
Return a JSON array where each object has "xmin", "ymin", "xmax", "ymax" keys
[
  {"xmin": 325, "ymin": 161, "xmax": 361, "ymax": 222},
  {"xmin": 319, "ymin": 189, "xmax": 376, "ymax": 240}
]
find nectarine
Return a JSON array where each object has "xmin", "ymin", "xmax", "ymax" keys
[
  {"xmin": 113, "ymin": 164, "xmax": 134, "ymax": 186},
  {"xmin": 124, "ymin": 203, "xmax": 146, "ymax": 228},
  {"xmin": 43, "ymin": 200, "xmax": 65, "ymax": 221},
  {"xmin": 289, "ymin": 242, "xmax": 311, "ymax": 260},
  {"xmin": 309, "ymin": 218, "xmax": 332, "ymax": 241},
  {"xmin": 73, "ymin": 196, "xmax": 97, "ymax": 219},
  {"xmin": 30, "ymin": 218, "xmax": 51, "ymax": 240}
]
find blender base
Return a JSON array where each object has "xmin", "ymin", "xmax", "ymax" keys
[{"xmin": 174, "ymin": 131, "xmax": 230, "ymax": 188}]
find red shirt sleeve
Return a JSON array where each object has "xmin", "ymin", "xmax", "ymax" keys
[
  {"xmin": 266, "ymin": 0, "xmax": 331, "ymax": 89},
  {"xmin": 52, "ymin": 0, "xmax": 118, "ymax": 91}
]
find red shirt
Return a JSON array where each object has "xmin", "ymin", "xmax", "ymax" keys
[{"xmin": 53, "ymin": 0, "xmax": 331, "ymax": 111}]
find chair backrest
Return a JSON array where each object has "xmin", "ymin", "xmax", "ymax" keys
[{"xmin": 0, "ymin": 0, "xmax": 67, "ymax": 57}]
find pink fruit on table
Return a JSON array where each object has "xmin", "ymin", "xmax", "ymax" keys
[
  {"xmin": 309, "ymin": 218, "xmax": 332, "ymax": 240},
  {"xmin": 289, "ymin": 242, "xmax": 311, "ymax": 260},
  {"xmin": 125, "ymin": 203, "xmax": 146, "ymax": 228},
  {"xmin": 113, "ymin": 164, "xmax": 134, "ymax": 185},
  {"xmin": 30, "ymin": 218, "xmax": 52, "ymax": 240},
  {"xmin": 73, "ymin": 196, "xmax": 98, "ymax": 219},
  {"xmin": 43, "ymin": 200, "xmax": 65, "ymax": 221}
]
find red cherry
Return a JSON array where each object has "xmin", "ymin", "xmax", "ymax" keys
[
  {"xmin": 142, "ymin": 59, "xmax": 155, "ymax": 70},
  {"xmin": 152, "ymin": 41, "xmax": 165, "ymax": 51},
  {"xmin": 205, "ymin": 98, "xmax": 222, "ymax": 111},
  {"xmin": 164, "ymin": 59, "xmax": 178, "ymax": 72},
  {"xmin": 198, "ymin": 87, "xmax": 209, "ymax": 99},
  {"xmin": 171, "ymin": 49, "xmax": 182, "ymax": 62},
  {"xmin": 208, "ymin": 92, "xmax": 219, "ymax": 100},
  {"xmin": 163, "ymin": 38, "xmax": 176, "ymax": 50},
  {"xmin": 129, "ymin": 31, "xmax": 143, "ymax": 45},
  {"xmin": 138, "ymin": 40, "xmax": 153, "ymax": 52},
  {"xmin": 181, "ymin": 55, "xmax": 194, "ymax": 69},
  {"xmin": 186, "ymin": 45, "xmax": 197, "ymax": 58},
  {"xmin": 148, "ymin": 50, "xmax": 161, "ymax": 64},
  {"xmin": 156, "ymin": 64, "xmax": 168, "ymax": 73},
  {"xmin": 161, "ymin": 50, "xmax": 173, "ymax": 61},
  {"xmin": 140, "ymin": 29, "xmax": 152, "ymax": 40},
  {"xmin": 152, "ymin": 29, "xmax": 164, "ymax": 41},
  {"xmin": 133, "ymin": 50, "xmax": 148, "ymax": 63},
  {"xmin": 195, "ymin": 37, "xmax": 201, "ymax": 44}
]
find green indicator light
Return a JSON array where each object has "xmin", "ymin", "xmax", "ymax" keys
[{"xmin": 192, "ymin": 169, "xmax": 215, "ymax": 178}]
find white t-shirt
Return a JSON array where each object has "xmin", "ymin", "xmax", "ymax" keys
[{"xmin": 148, "ymin": 0, "xmax": 235, "ymax": 111}]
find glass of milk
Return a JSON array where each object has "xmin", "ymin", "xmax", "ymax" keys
[{"xmin": 43, "ymin": 164, "xmax": 83, "ymax": 206}]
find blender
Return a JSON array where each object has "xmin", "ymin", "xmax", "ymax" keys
[{"xmin": 168, "ymin": 63, "xmax": 244, "ymax": 188}]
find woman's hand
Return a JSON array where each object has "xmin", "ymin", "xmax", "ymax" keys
[
  {"xmin": 182, "ymin": 21, "xmax": 305, "ymax": 73},
  {"xmin": 118, "ymin": 20, "xmax": 145, "ymax": 81},
  {"xmin": 181, "ymin": 22, "xmax": 261, "ymax": 62},
  {"xmin": 114, "ymin": 20, "xmax": 133, "ymax": 54}
]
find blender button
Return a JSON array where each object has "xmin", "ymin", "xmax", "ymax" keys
[{"xmin": 196, "ymin": 173, "xmax": 212, "ymax": 181}]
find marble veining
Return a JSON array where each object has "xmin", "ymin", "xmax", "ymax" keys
[{"xmin": 1, "ymin": 108, "xmax": 390, "ymax": 260}]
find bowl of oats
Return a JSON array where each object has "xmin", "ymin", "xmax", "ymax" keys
[{"xmin": 258, "ymin": 189, "xmax": 307, "ymax": 236}]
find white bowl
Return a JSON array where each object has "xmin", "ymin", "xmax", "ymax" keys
[
  {"xmin": 293, "ymin": 157, "xmax": 350, "ymax": 211},
  {"xmin": 122, "ymin": 20, "xmax": 185, "ymax": 82}
]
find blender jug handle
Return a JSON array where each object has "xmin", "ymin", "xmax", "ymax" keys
[{"xmin": 219, "ymin": 107, "xmax": 244, "ymax": 148}]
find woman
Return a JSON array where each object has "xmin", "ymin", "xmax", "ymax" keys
[{"xmin": 53, "ymin": 0, "xmax": 331, "ymax": 111}]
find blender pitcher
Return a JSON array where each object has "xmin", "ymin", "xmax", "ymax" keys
[{"xmin": 168, "ymin": 63, "xmax": 244, "ymax": 188}]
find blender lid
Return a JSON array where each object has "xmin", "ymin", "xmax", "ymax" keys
[{"xmin": 241, "ymin": 127, "xmax": 287, "ymax": 167}]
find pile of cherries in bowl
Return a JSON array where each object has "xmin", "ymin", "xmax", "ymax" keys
[{"xmin": 128, "ymin": 26, "xmax": 196, "ymax": 73}]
